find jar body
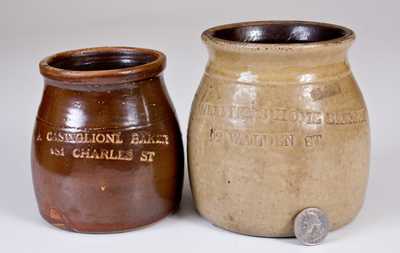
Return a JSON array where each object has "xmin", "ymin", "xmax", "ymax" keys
[
  {"xmin": 32, "ymin": 77, "xmax": 183, "ymax": 233},
  {"xmin": 188, "ymin": 47, "xmax": 370, "ymax": 236}
]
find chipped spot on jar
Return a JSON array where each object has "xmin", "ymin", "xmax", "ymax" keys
[{"xmin": 49, "ymin": 208, "xmax": 63, "ymax": 221}]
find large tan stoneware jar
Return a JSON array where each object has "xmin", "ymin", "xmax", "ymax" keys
[{"xmin": 188, "ymin": 21, "xmax": 370, "ymax": 237}]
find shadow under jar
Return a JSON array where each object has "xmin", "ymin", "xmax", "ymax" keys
[
  {"xmin": 188, "ymin": 21, "xmax": 370, "ymax": 237},
  {"xmin": 32, "ymin": 47, "xmax": 184, "ymax": 233}
]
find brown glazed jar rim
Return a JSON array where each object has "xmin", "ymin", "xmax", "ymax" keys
[
  {"xmin": 202, "ymin": 20, "xmax": 355, "ymax": 52},
  {"xmin": 39, "ymin": 47, "xmax": 166, "ymax": 85}
]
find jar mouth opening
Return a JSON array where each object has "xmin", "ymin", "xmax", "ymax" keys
[
  {"xmin": 40, "ymin": 47, "xmax": 166, "ymax": 84},
  {"xmin": 202, "ymin": 21, "xmax": 355, "ymax": 50}
]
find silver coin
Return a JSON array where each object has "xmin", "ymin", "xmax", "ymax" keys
[{"xmin": 294, "ymin": 207, "xmax": 329, "ymax": 246}]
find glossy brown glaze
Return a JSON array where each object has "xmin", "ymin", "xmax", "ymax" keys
[{"xmin": 32, "ymin": 47, "xmax": 183, "ymax": 233}]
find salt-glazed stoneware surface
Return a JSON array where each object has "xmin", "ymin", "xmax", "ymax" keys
[
  {"xmin": 32, "ymin": 47, "xmax": 184, "ymax": 233},
  {"xmin": 188, "ymin": 21, "xmax": 370, "ymax": 237}
]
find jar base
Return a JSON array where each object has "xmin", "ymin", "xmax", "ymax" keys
[
  {"xmin": 39, "ymin": 207, "xmax": 178, "ymax": 234},
  {"xmin": 199, "ymin": 209, "xmax": 359, "ymax": 238}
]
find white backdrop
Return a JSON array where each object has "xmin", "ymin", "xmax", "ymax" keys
[{"xmin": 1, "ymin": 0, "xmax": 399, "ymax": 252}]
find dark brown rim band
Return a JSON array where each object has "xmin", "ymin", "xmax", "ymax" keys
[
  {"xmin": 202, "ymin": 20, "xmax": 355, "ymax": 51},
  {"xmin": 39, "ymin": 47, "xmax": 166, "ymax": 85}
]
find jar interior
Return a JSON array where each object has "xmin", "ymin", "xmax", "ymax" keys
[
  {"xmin": 48, "ymin": 50, "xmax": 158, "ymax": 71},
  {"xmin": 212, "ymin": 23, "xmax": 348, "ymax": 44}
]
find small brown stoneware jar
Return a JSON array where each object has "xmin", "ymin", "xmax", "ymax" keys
[
  {"xmin": 32, "ymin": 47, "xmax": 183, "ymax": 233},
  {"xmin": 188, "ymin": 21, "xmax": 370, "ymax": 237}
]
